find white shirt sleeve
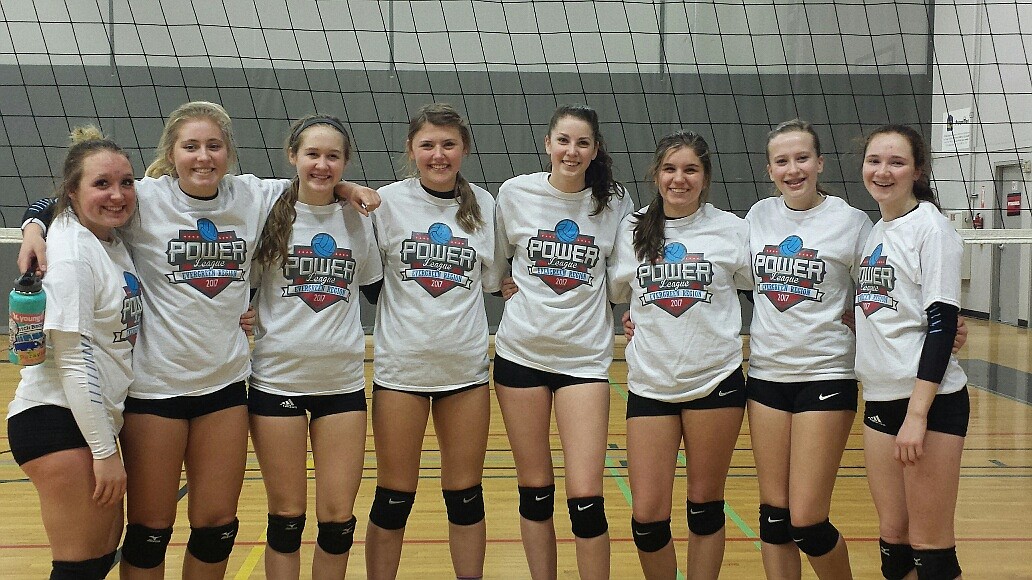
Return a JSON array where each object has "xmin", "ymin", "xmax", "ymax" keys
[
  {"xmin": 918, "ymin": 226, "xmax": 964, "ymax": 310},
  {"xmin": 52, "ymin": 330, "xmax": 118, "ymax": 460}
]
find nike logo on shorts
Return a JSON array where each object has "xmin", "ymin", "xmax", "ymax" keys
[
  {"xmin": 818, "ymin": 392, "xmax": 840, "ymax": 401},
  {"xmin": 718, "ymin": 389, "xmax": 737, "ymax": 397}
]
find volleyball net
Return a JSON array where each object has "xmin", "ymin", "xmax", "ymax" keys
[{"xmin": 0, "ymin": 0, "xmax": 1029, "ymax": 241}]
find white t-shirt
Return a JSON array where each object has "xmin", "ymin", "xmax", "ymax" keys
[
  {"xmin": 746, "ymin": 195, "xmax": 873, "ymax": 382},
  {"xmin": 122, "ymin": 174, "xmax": 285, "ymax": 398},
  {"xmin": 495, "ymin": 172, "xmax": 635, "ymax": 379},
  {"xmin": 250, "ymin": 201, "xmax": 383, "ymax": 396},
  {"xmin": 854, "ymin": 202, "xmax": 968, "ymax": 401},
  {"xmin": 609, "ymin": 204, "xmax": 752, "ymax": 402},
  {"xmin": 371, "ymin": 178, "xmax": 503, "ymax": 392},
  {"xmin": 8, "ymin": 212, "xmax": 141, "ymax": 458}
]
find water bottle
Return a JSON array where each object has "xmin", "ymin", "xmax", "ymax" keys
[{"xmin": 9, "ymin": 272, "xmax": 46, "ymax": 365}]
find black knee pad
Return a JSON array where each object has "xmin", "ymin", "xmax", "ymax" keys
[
  {"xmin": 913, "ymin": 546, "xmax": 962, "ymax": 580},
  {"xmin": 317, "ymin": 516, "xmax": 357, "ymax": 555},
  {"xmin": 567, "ymin": 496, "xmax": 608, "ymax": 539},
  {"xmin": 267, "ymin": 513, "xmax": 306, "ymax": 554},
  {"xmin": 51, "ymin": 551, "xmax": 116, "ymax": 580},
  {"xmin": 631, "ymin": 517, "xmax": 672, "ymax": 553},
  {"xmin": 791, "ymin": 518, "xmax": 840, "ymax": 557},
  {"xmin": 121, "ymin": 524, "xmax": 173, "ymax": 569},
  {"xmin": 443, "ymin": 484, "xmax": 486, "ymax": 526},
  {"xmin": 518, "ymin": 484, "xmax": 555, "ymax": 522},
  {"xmin": 687, "ymin": 500, "xmax": 725, "ymax": 536},
  {"xmin": 368, "ymin": 486, "xmax": 416, "ymax": 531},
  {"xmin": 187, "ymin": 519, "xmax": 239, "ymax": 564},
  {"xmin": 880, "ymin": 539, "xmax": 915, "ymax": 580},
  {"xmin": 758, "ymin": 504, "xmax": 792, "ymax": 545},
  {"xmin": 95, "ymin": 550, "xmax": 117, "ymax": 578}
]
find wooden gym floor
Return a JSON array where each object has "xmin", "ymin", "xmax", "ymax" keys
[{"xmin": 1, "ymin": 318, "xmax": 1030, "ymax": 578}]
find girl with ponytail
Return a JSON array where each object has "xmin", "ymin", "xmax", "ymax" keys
[
  {"xmin": 609, "ymin": 131, "xmax": 752, "ymax": 579},
  {"xmin": 248, "ymin": 115, "xmax": 382, "ymax": 579},
  {"xmin": 363, "ymin": 102, "xmax": 503, "ymax": 580},
  {"xmin": 856, "ymin": 125, "xmax": 968, "ymax": 580},
  {"xmin": 493, "ymin": 104, "xmax": 633, "ymax": 579}
]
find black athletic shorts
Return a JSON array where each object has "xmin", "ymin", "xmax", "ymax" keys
[
  {"xmin": 626, "ymin": 367, "xmax": 747, "ymax": 418},
  {"xmin": 124, "ymin": 381, "xmax": 247, "ymax": 420},
  {"xmin": 248, "ymin": 388, "xmax": 367, "ymax": 419},
  {"xmin": 747, "ymin": 377, "xmax": 859, "ymax": 413},
  {"xmin": 8, "ymin": 404, "xmax": 89, "ymax": 465},
  {"xmin": 372, "ymin": 382, "xmax": 485, "ymax": 401},
  {"xmin": 863, "ymin": 387, "xmax": 970, "ymax": 437},
  {"xmin": 493, "ymin": 355, "xmax": 604, "ymax": 392}
]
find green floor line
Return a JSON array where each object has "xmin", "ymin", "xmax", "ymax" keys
[
  {"xmin": 609, "ymin": 379, "xmax": 761, "ymax": 551},
  {"xmin": 608, "ymin": 378, "xmax": 686, "ymax": 579}
]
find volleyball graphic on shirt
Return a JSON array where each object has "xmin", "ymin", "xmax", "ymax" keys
[
  {"xmin": 635, "ymin": 243, "xmax": 714, "ymax": 317},
  {"xmin": 281, "ymin": 233, "xmax": 357, "ymax": 312},
  {"xmin": 856, "ymin": 243, "xmax": 898, "ymax": 317},
  {"xmin": 527, "ymin": 220, "xmax": 601, "ymax": 295},
  {"xmin": 400, "ymin": 222, "xmax": 476, "ymax": 298},
  {"xmin": 114, "ymin": 271, "xmax": 143, "ymax": 345},
  {"xmin": 753, "ymin": 235, "xmax": 827, "ymax": 312},
  {"xmin": 165, "ymin": 218, "xmax": 247, "ymax": 298}
]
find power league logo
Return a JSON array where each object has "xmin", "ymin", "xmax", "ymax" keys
[
  {"xmin": 114, "ymin": 272, "xmax": 143, "ymax": 345},
  {"xmin": 166, "ymin": 218, "xmax": 246, "ymax": 298},
  {"xmin": 400, "ymin": 222, "xmax": 476, "ymax": 297},
  {"xmin": 636, "ymin": 242, "xmax": 713, "ymax": 317},
  {"xmin": 281, "ymin": 233, "xmax": 356, "ymax": 312},
  {"xmin": 527, "ymin": 219, "xmax": 600, "ymax": 295},
  {"xmin": 856, "ymin": 243, "xmax": 898, "ymax": 317},
  {"xmin": 753, "ymin": 235, "xmax": 827, "ymax": 311}
]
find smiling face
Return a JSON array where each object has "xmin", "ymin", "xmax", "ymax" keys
[
  {"xmin": 544, "ymin": 115, "xmax": 599, "ymax": 192},
  {"xmin": 767, "ymin": 130, "xmax": 825, "ymax": 210},
  {"xmin": 169, "ymin": 117, "xmax": 230, "ymax": 198},
  {"xmin": 656, "ymin": 145, "xmax": 709, "ymax": 218},
  {"xmin": 70, "ymin": 150, "xmax": 136, "ymax": 241},
  {"xmin": 408, "ymin": 123, "xmax": 467, "ymax": 192},
  {"xmin": 863, "ymin": 131, "xmax": 921, "ymax": 219},
  {"xmin": 289, "ymin": 125, "xmax": 347, "ymax": 205}
]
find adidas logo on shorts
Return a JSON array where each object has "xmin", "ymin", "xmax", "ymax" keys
[
  {"xmin": 867, "ymin": 414, "xmax": 886, "ymax": 426},
  {"xmin": 280, "ymin": 399, "xmax": 298, "ymax": 409}
]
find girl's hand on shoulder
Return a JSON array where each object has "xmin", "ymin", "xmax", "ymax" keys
[
  {"xmin": 894, "ymin": 414, "xmax": 927, "ymax": 466},
  {"xmin": 501, "ymin": 277, "xmax": 519, "ymax": 300},
  {"xmin": 92, "ymin": 453, "xmax": 127, "ymax": 507},
  {"xmin": 335, "ymin": 182, "xmax": 381, "ymax": 216}
]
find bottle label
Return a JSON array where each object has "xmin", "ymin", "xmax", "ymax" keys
[{"xmin": 9, "ymin": 311, "xmax": 46, "ymax": 365}]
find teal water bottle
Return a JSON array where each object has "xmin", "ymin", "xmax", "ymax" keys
[{"xmin": 9, "ymin": 271, "xmax": 46, "ymax": 365}]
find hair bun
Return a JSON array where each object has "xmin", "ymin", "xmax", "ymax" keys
[{"xmin": 69, "ymin": 125, "xmax": 106, "ymax": 144}]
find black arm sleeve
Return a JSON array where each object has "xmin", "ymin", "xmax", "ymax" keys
[
  {"xmin": 738, "ymin": 289, "xmax": 754, "ymax": 304},
  {"xmin": 917, "ymin": 301, "xmax": 959, "ymax": 384},
  {"xmin": 23, "ymin": 197, "xmax": 57, "ymax": 227},
  {"xmin": 360, "ymin": 279, "xmax": 384, "ymax": 304}
]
